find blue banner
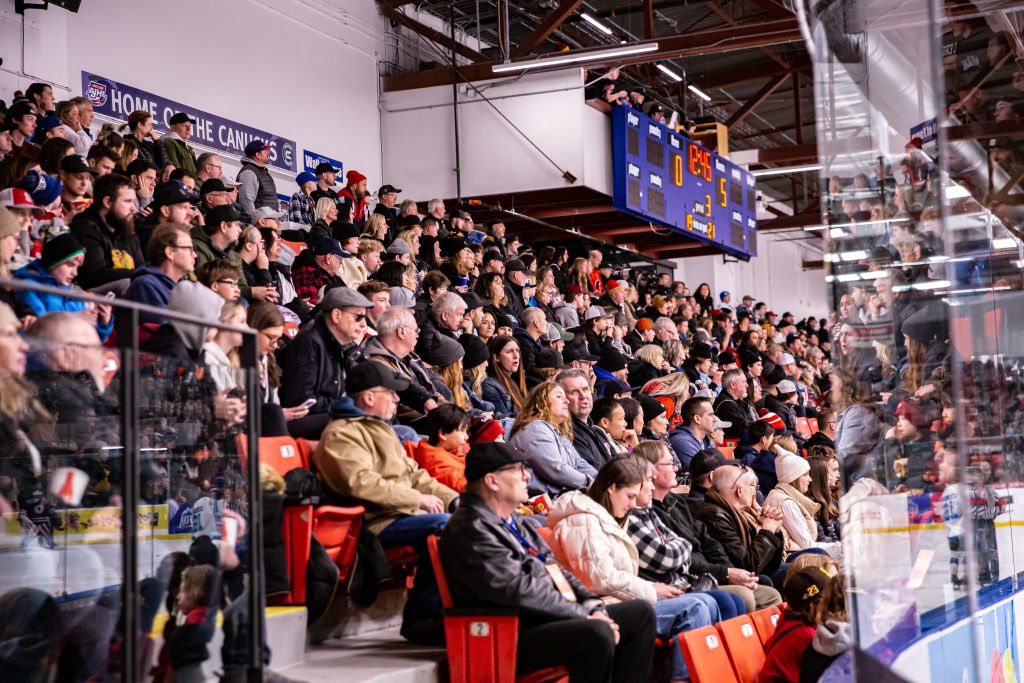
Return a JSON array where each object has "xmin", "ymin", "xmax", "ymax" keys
[
  {"xmin": 82, "ymin": 71, "xmax": 298, "ymax": 172},
  {"xmin": 911, "ymin": 117, "xmax": 938, "ymax": 145},
  {"xmin": 302, "ymin": 149, "xmax": 344, "ymax": 175}
]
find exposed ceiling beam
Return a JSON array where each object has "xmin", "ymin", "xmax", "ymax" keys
[
  {"xmin": 746, "ymin": 0, "xmax": 793, "ymax": 17},
  {"xmin": 695, "ymin": 59, "xmax": 810, "ymax": 92},
  {"xmin": 589, "ymin": 225, "xmax": 661, "ymax": 237},
  {"xmin": 704, "ymin": 2, "xmax": 788, "ymax": 68},
  {"xmin": 643, "ymin": 0, "xmax": 655, "ymax": 39},
  {"xmin": 725, "ymin": 73, "xmax": 790, "ymax": 127},
  {"xmin": 513, "ymin": 0, "xmax": 584, "ymax": 57},
  {"xmin": 383, "ymin": 18, "xmax": 802, "ymax": 91},
  {"xmin": 525, "ymin": 204, "xmax": 618, "ymax": 219},
  {"xmin": 655, "ymin": 245, "xmax": 723, "ymax": 258},
  {"xmin": 757, "ymin": 209, "xmax": 819, "ymax": 231},
  {"xmin": 750, "ymin": 142, "xmax": 819, "ymax": 165},
  {"xmin": 380, "ymin": 5, "xmax": 488, "ymax": 63}
]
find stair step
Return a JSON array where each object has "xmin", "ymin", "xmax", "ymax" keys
[{"xmin": 287, "ymin": 626, "xmax": 445, "ymax": 683}]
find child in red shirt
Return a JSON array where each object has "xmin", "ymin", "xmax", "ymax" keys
[{"xmin": 759, "ymin": 557, "xmax": 839, "ymax": 683}]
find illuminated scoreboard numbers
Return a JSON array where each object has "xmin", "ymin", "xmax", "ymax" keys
[
  {"xmin": 704, "ymin": 194, "xmax": 712, "ymax": 217},
  {"xmin": 673, "ymin": 154, "xmax": 683, "ymax": 187},
  {"xmin": 685, "ymin": 214, "xmax": 693, "ymax": 231},
  {"xmin": 687, "ymin": 143, "xmax": 712, "ymax": 182},
  {"xmin": 717, "ymin": 177, "xmax": 727, "ymax": 208}
]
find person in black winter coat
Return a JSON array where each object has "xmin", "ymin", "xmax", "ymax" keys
[
  {"xmin": 69, "ymin": 174, "xmax": 145, "ymax": 291},
  {"xmin": 278, "ymin": 287, "xmax": 373, "ymax": 437}
]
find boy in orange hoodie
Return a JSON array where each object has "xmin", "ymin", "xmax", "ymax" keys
[{"xmin": 413, "ymin": 404, "xmax": 471, "ymax": 492}]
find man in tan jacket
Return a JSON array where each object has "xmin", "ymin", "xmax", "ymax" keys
[{"xmin": 313, "ymin": 360, "xmax": 457, "ymax": 643}]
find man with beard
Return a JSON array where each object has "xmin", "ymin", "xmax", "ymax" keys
[
  {"xmin": 69, "ymin": 173, "xmax": 143, "ymax": 292},
  {"xmin": 338, "ymin": 169, "xmax": 370, "ymax": 229}
]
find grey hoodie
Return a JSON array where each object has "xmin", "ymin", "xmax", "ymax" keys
[
  {"xmin": 167, "ymin": 281, "xmax": 225, "ymax": 352},
  {"xmin": 811, "ymin": 619, "xmax": 853, "ymax": 657}
]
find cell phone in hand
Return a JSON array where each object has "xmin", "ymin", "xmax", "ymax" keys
[{"xmin": 300, "ymin": 398, "xmax": 317, "ymax": 410}]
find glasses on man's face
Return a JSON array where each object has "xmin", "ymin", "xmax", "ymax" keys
[
  {"xmin": 657, "ymin": 460, "xmax": 679, "ymax": 472},
  {"xmin": 260, "ymin": 330, "xmax": 283, "ymax": 346},
  {"xmin": 497, "ymin": 462, "xmax": 527, "ymax": 475},
  {"xmin": 171, "ymin": 244, "xmax": 196, "ymax": 253},
  {"xmin": 342, "ymin": 310, "xmax": 367, "ymax": 323},
  {"xmin": 216, "ymin": 279, "xmax": 240, "ymax": 287}
]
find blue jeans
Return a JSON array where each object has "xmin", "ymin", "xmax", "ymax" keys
[
  {"xmin": 653, "ymin": 592, "xmax": 720, "ymax": 680},
  {"xmin": 377, "ymin": 513, "xmax": 450, "ymax": 616},
  {"xmin": 704, "ymin": 589, "xmax": 746, "ymax": 619}
]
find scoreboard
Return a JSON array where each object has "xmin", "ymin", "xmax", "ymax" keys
[{"xmin": 610, "ymin": 106, "xmax": 758, "ymax": 260}]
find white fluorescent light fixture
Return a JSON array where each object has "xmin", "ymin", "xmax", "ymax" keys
[
  {"xmin": 992, "ymin": 237, "xmax": 1018, "ymax": 250},
  {"xmin": 837, "ymin": 273, "xmax": 861, "ymax": 282},
  {"xmin": 830, "ymin": 228, "xmax": 847, "ymax": 238},
  {"xmin": 688, "ymin": 84, "xmax": 712, "ymax": 102},
  {"xmin": 839, "ymin": 250, "xmax": 868, "ymax": 262},
  {"xmin": 492, "ymin": 42, "xmax": 659, "ymax": 73},
  {"xmin": 751, "ymin": 164, "xmax": 823, "ymax": 177},
  {"xmin": 944, "ymin": 184, "xmax": 971, "ymax": 199},
  {"xmin": 860, "ymin": 270, "xmax": 887, "ymax": 280},
  {"xmin": 912, "ymin": 279, "xmax": 951, "ymax": 291},
  {"xmin": 802, "ymin": 225, "xmax": 826, "ymax": 232},
  {"xmin": 581, "ymin": 12, "xmax": 614, "ymax": 35},
  {"xmin": 657, "ymin": 64, "xmax": 683, "ymax": 82}
]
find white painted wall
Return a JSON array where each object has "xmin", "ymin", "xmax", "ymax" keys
[
  {"xmin": 380, "ymin": 68, "xmax": 609, "ymax": 200},
  {"xmin": 0, "ymin": 0, "xmax": 387, "ymax": 189},
  {"xmin": 670, "ymin": 231, "xmax": 829, "ymax": 320}
]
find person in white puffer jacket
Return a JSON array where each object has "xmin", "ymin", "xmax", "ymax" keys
[{"xmin": 548, "ymin": 456, "xmax": 721, "ymax": 682}]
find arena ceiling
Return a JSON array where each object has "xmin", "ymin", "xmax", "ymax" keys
[{"xmin": 378, "ymin": 0, "xmax": 821, "ymax": 259}]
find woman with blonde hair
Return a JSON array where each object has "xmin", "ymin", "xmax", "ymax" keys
[
  {"xmin": 362, "ymin": 213, "xmax": 389, "ymax": 242},
  {"xmin": 662, "ymin": 338, "xmax": 686, "ymax": 370},
  {"xmin": 567, "ymin": 257, "xmax": 590, "ymax": 290},
  {"xmin": 396, "ymin": 228, "xmax": 420, "ymax": 259},
  {"xmin": 509, "ymin": 381, "xmax": 596, "ymax": 496},
  {"xmin": 628, "ymin": 344, "xmax": 668, "ymax": 389},
  {"xmin": 310, "ymin": 197, "xmax": 338, "ymax": 244},
  {"xmin": 203, "ymin": 302, "xmax": 247, "ymax": 392}
]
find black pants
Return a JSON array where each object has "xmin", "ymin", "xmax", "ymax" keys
[{"xmin": 517, "ymin": 600, "xmax": 657, "ymax": 683}]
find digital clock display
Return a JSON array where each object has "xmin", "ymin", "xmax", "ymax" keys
[{"xmin": 611, "ymin": 107, "xmax": 758, "ymax": 259}]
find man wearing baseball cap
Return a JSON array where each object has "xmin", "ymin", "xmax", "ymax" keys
[
  {"xmin": 310, "ymin": 162, "xmax": 341, "ymax": 206},
  {"xmin": 439, "ymin": 441, "xmax": 656, "ymax": 679},
  {"xmin": 279, "ymin": 286, "xmax": 373, "ymax": 433},
  {"xmin": 290, "ymin": 236, "xmax": 346, "ymax": 305},
  {"xmin": 0, "ymin": 187, "xmax": 45, "ymax": 233},
  {"xmin": 372, "ymin": 183, "xmax": 402, "ymax": 242},
  {"xmin": 236, "ymin": 138, "xmax": 278, "ymax": 217},
  {"xmin": 338, "ymin": 169, "xmax": 369, "ymax": 229},
  {"xmin": 312, "ymin": 360, "xmax": 458, "ymax": 643},
  {"xmin": 159, "ymin": 112, "xmax": 197, "ymax": 174}
]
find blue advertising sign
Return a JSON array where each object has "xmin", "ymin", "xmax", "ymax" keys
[
  {"xmin": 302, "ymin": 149, "xmax": 344, "ymax": 175},
  {"xmin": 610, "ymin": 106, "xmax": 757, "ymax": 260},
  {"xmin": 81, "ymin": 71, "xmax": 297, "ymax": 172},
  {"xmin": 911, "ymin": 117, "xmax": 938, "ymax": 145}
]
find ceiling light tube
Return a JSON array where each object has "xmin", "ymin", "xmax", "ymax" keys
[
  {"xmin": 688, "ymin": 84, "xmax": 712, "ymax": 102},
  {"xmin": 581, "ymin": 12, "xmax": 614, "ymax": 35},
  {"xmin": 751, "ymin": 163, "xmax": 823, "ymax": 177},
  {"xmin": 491, "ymin": 43, "xmax": 659, "ymax": 73},
  {"xmin": 657, "ymin": 64, "xmax": 682, "ymax": 82}
]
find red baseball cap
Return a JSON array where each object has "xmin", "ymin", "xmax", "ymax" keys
[{"xmin": 0, "ymin": 187, "xmax": 45, "ymax": 216}]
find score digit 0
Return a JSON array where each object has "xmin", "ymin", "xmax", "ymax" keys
[{"xmin": 673, "ymin": 154, "xmax": 683, "ymax": 187}]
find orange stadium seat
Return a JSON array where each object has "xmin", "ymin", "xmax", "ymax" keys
[
  {"xmin": 427, "ymin": 535, "xmax": 569, "ymax": 683},
  {"xmin": 716, "ymin": 614, "xmax": 766, "ymax": 683},
  {"xmin": 750, "ymin": 605, "xmax": 782, "ymax": 645},
  {"xmin": 678, "ymin": 624, "xmax": 739, "ymax": 683}
]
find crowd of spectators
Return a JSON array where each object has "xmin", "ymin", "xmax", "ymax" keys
[{"xmin": 3, "ymin": 4, "xmax": 1017, "ymax": 675}]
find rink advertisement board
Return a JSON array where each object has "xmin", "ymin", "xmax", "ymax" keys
[
  {"xmin": 610, "ymin": 105, "xmax": 758, "ymax": 260},
  {"xmin": 81, "ymin": 71, "xmax": 298, "ymax": 172}
]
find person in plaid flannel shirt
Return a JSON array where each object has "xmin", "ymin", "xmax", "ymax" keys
[
  {"xmin": 289, "ymin": 171, "xmax": 317, "ymax": 225},
  {"xmin": 627, "ymin": 442, "xmax": 749, "ymax": 620},
  {"xmin": 291, "ymin": 236, "xmax": 345, "ymax": 305}
]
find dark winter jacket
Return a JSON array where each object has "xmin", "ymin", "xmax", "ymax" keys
[
  {"xmin": 124, "ymin": 264, "xmax": 178, "ymax": 324},
  {"xmin": 697, "ymin": 489, "xmax": 784, "ymax": 576},
  {"xmin": 236, "ymin": 158, "xmax": 277, "ymax": 216},
  {"xmin": 278, "ymin": 316, "xmax": 364, "ymax": 416},
  {"xmin": 69, "ymin": 207, "xmax": 145, "ymax": 289}
]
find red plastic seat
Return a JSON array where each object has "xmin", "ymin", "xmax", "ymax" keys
[
  {"xmin": 795, "ymin": 417, "xmax": 814, "ymax": 439},
  {"xmin": 716, "ymin": 614, "xmax": 765, "ymax": 683},
  {"xmin": 678, "ymin": 624, "xmax": 739, "ymax": 683},
  {"xmin": 750, "ymin": 605, "xmax": 782, "ymax": 645},
  {"xmin": 427, "ymin": 535, "xmax": 568, "ymax": 683}
]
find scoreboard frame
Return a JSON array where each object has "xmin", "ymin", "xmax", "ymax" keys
[{"xmin": 610, "ymin": 105, "xmax": 758, "ymax": 261}]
